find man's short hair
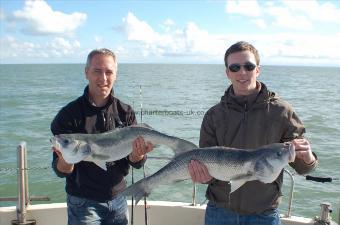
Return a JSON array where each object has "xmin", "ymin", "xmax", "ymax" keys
[
  {"xmin": 224, "ymin": 41, "xmax": 260, "ymax": 67},
  {"xmin": 85, "ymin": 48, "xmax": 117, "ymax": 69}
]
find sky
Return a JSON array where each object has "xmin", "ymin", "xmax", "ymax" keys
[{"xmin": 1, "ymin": 0, "xmax": 340, "ymax": 66}]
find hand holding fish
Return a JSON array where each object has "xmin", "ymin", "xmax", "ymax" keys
[
  {"xmin": 292, "ymin": 138, "xmax": 315, "ymax": 164},
  {"xmin": 52, "ymin": 146, "xmax": 74, "ymax": 174},
  {"xmin": 188, "ymin": 160, "xmax": 213, "ymax": 183},
  {"xmin": 129, "ymin": 136, "xmax": 154, "ymax": 162}
]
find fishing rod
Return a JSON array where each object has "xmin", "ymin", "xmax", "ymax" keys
[
  {"xmin": 140, "ymin": 85, "xmax": 149, "ymax": 225},
  {"xmin": 130, "ymin": 89, "xmax": 168, "ymax": 225},
  {"xmin": 131, "ymin": 100, "xmax": 135, "ymax": 225}
]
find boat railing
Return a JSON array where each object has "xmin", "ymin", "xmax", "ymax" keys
[
  {"xmin": 0, "ymin": 142, "xmax": 50, "ymax": 225},
  {"xmin": 1, "ymin": 142, "xmax": 339, "ymax": 225},
  {"xmin": 283, "ymin": 169, "xmax": 295, "ymax": 218}
]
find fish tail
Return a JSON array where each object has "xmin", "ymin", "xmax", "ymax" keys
[{"xmin": 120, "ymin": 179, "xmax": 151, "ymax": 205}]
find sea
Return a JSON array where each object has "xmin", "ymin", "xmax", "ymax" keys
[{"xmin": 0, "ymin": 63, "xmax": 339, "ymax": 222}]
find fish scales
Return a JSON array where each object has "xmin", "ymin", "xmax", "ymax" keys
[{"xmin": 146, "ymin": 148, "xmax": 252, "ymax": 185}]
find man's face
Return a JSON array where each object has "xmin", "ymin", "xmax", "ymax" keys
[
  {"xmin": 226, "ymin": 50, "xmax": 260, "ymax": 96},
  {"xmin": 85, "ymin": 54, "xmax": 117, "ymax": 101}
]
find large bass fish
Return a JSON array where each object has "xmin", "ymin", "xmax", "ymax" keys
[
  {"xmin": 120, "ymin": 142, "xmax": 295, "ymax": 204},
  {"xmin": 50, "ymin": 124, "xmax": 197, "ymax": 170}
]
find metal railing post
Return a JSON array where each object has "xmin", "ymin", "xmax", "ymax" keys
[
  {"xmin": 17, "ymin": 142, "xmax": 27, "ymax": 223},
  {"xmin": 191, "ymin": 183, "xmax": 196, "ymax": 206},
  {"xmin": 11, "ymin": 142, "xmax": 37, "ymax": 225},
  {"xmin": 24, "ymin": 145, "xmax": 30, "ymax": 206},
  {"xmin": 283, "ymin": 169, "xmax": 295, "ymax": 218}
]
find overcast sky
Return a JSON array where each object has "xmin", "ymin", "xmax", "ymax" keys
[{"xmin": 1, "ymin": 0, "xmax": 340, "ymax": 66}]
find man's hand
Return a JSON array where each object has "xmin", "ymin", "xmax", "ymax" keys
[
  {"xmin": 129, "ymin": 136, "xmax": 153, "ymax": 162},
  {"xmin": 188, "ymin": 160, "xmax": 213, "ymax": 183},
  {"xmin": 292, "ymin": 138, "xmax": 315, "ymax": 164},
  {"xmin": 52, "ymin": 146, "xmax": 74, "ymax": 173}
]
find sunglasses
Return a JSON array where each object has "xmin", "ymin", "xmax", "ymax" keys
[{"xmin": 228, "ymin": 62, "xmax": 257, "ymax": 72}]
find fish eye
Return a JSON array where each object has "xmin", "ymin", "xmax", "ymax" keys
[
  {"xmin": 63, "ymin": 139, "xmax": 70, "ymax": 145},
  {"xmin": 276, "ymin": 151, "xmax": 282, "ymax": 157}
]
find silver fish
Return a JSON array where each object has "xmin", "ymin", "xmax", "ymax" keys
[
  {"xmin": 120, "ymin": 142, "xmax": 296, "ymax": 204},
  {"xmin": 50, "ymin": 124, "xmax": 197, "ymax": 170}
]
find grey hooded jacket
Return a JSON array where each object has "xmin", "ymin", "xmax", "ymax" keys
[{"xmin": 200, "ymin": 82, "xmax": 317, "ymax": 215}]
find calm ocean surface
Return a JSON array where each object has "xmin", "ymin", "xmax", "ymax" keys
[{"xmin": 0, "ymin": 64, "xmax": 339, "ymax": 221}]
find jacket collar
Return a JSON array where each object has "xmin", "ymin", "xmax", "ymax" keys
[
  {"xmin": 221, "ymin": 82, "xmax": 274, "ymax": 112},
  {"xmin": 83, "ymin": 85, "xmax": 115, "ymax": 109}
]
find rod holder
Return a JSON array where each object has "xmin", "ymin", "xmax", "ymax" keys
[{"xmin": 319, "ymin": 202, "xmax": 332, "ymax": 223}]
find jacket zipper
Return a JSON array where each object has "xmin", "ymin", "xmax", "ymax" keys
[
  {"xmin": 244, "ymin": 103, "xmax": 248, "ymax": 121},
  {"xmin": 243, "ymin": 103, "xmax": 248, "ymax": 145}
]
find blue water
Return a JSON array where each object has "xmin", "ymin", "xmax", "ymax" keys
[{"xmin": 0, "ymin": 64, "xmax": 339, "ymax": 221}]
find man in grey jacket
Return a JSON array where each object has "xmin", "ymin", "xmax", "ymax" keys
[{"xmin": 188, "ymin": 41, "xmax": 317, "ymax": 225}]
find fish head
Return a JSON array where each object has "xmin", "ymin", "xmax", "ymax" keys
[
  {"xmin": 254, "ymin": 142, "xmax": 295, "ymax": 183},
  {"xmin": 51, "ymin": 134, "xmax": 91, "ymax": 164}
]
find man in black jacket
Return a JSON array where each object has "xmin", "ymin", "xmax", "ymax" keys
[{"xmin": 51, "ymin": 48, "xmax": 153, "ymax": 225}]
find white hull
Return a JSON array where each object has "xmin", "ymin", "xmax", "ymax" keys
[{"xmin": 0, "ymin": 201, "xmax": 321, "ymax": 225}]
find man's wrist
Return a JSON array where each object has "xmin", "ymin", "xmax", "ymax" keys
[
  {"xmin": 304, "ymin": 152, "xmax": 317, "ymax": 165},
  {"xmin": 129, "ymin": 153, "xmax": 144, "ymax": 162},
  {"xmin": 56, "ymin": 157, "xmax": 74, "ymax": 173}
]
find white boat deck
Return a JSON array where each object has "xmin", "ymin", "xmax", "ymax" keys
[{"xmin": 0, "ymin": 201, "xmax": 317, "ymax": 225}]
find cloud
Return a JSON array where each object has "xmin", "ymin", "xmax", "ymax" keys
[
  {"xmin": 9, "ymin": 0, "xmax": 86, "ymax": 35},
  {"xmin": 94, "ymin": 35, "xmax": 103, "ymax": 44},
  {"xmin": 0, "ymin": 36, "xmax": 38, "ymax": 58},
  {"xmin": 282, "ymin": 0, "xmax": 340, "ymax": 23},
  {"xmin": 0, "ymin": 8, "xmax": 5, "ymax": 21},
  {"xmin": 2, "ymin": 1, "xmax": 340, "ymax": 66},
  {"xmin": 266, "ymin": 5, "xmax": 313, "ymax": 30},
  {"xmin": 48, "ymin": 37, "xmax": 81, "ymax": 55},
  {"xmin": 162, "ymin": 19, "xmax": 175, "ymax": 32},
  {"xmin": 116, "ymin": 12, "xmax": 340, "ymax": 66},
  {"xmin": 242, "ymin": 33, "xmax": 340, "ymax": 66},
  {"xmin": 0, "ymin": 36, "xmax": 82, "ymax": 62},
  {"xmin": 226, "ymin": 0, "xmax": 340, "ymax": 30},
  {"xmin": 119, "ymin": 12, "xmax": 226, "ymax": 60},
  {"xmin": 226, "ymin": 0, "xmax": 262, "ymax": 17},
  {"xmin": 163, "ymin": 19, "xmax": 174, "ymax": 27},
  {"xmin": 122, "ymin": 12, "xmax": 161, "ymax": 44},
  {"xmin": 252, "ymin": 19, "xmax": 267, "ymax": 29}
]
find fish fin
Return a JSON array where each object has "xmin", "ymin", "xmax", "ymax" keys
[
  {"xmin": 153, "ymin": 144, "xmax": 161, "ymax": 148},
  {"xmin": 173, "ymin": 179, "xmax": 185, "ymax": 183},
  {"xmin": 173, "ymin": 140, "xmax": 198, "ymax": 157},
  {"xmin": 93, "ymin": 160, "xmax": 107, "ymax": 171},
  {"xmin": 229, "ymin": 173, "xmax": 254, "ymax": 193},
  {"xmin": 91, "ymin": 153, "xmax": 110, "ymax": 160},
  {"xmin": 132, "ymin": 123, "xmax": 153, "ymax": 129},
  {"xmin": 120, "ymin": 179, "xmax": 151, "ymax": 205},
  {"xmin": 229, "ymin": 180, "xmax": 247, "ymax": 193}
]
